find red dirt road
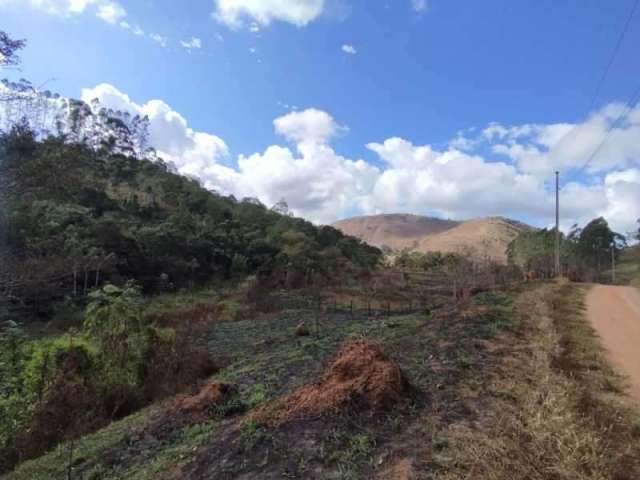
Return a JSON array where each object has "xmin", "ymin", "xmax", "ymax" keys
[{"xmin": 586, "ymin": 285, "xmax": 640, "ymax": 403}]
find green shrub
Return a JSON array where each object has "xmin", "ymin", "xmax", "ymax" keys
[{"xmin": 84, "ymin": 283, "xmax": 148, "ymax": 395}]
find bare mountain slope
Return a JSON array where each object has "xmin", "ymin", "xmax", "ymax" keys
[
  {"xmin": 333, "ymin": 214, "xmax": 532, "ymax": 262},
  {"xmin": 333, "ymin": 214, "xmax": 460, "ymax": 252}
]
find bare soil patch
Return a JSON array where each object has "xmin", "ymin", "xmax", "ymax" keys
[{"xmin": 586, "ymin": 285, "xmax": 640, "ymax": 402}]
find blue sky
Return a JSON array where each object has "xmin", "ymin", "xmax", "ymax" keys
[{"xmin": 2, "ymin": 0, "xmax": 640, "ymax": 234}]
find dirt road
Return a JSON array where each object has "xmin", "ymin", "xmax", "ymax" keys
[{"xmin": 586, "ymin": 285, "xmax": 640, "ymax": 402}]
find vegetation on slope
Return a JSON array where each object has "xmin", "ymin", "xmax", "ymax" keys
[
  {"xmin": 0, "ymin": 30, "xmax": 382, "ymax": 472},
  {"xmin": 0, "ymin": 123, "xmax": 380, "ymax": 323},
  {"xmin": 4, "ymin": 281, "xmax": 524, "ymax": 479}
]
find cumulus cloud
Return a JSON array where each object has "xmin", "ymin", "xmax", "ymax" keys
[
  {"xmin": 213, "ymin": 0, "xmax": 326, "ymax": 29},
  {"xmin": 180, "ymin": 37, "xmax": 202, "ymax": 50},
  {"xmin": 96, "ymin": 1, "xmax": 126, "ymax": 24},
  {"xmin": 601, "ymin": 169, "xmax": 640, "ymax": 235},
  {"xmin": 341, "ymin": 44, "xmax": 357, "ymax": 55},
  {"xmin": 74, "ymin": 83, "xmax": 640, "ymax": 232},
  {"xmin": 558, "ymin": 170, "xmax": 640, "ymax": 235},
  {"xmin": 365, "ymin": 138, "xmax": 549, "ymax": 220},
  {"xmin": 81, "ymin": 84, "xmax": 229, "ymax": 179},
  {"xmin": 231, "ymin": 142, "xmax": 379, "ymax": 223},
  {"xmin": 274, "ymin": 108, "xmax": 344, "ymax": 145},
  {"xmin": 478, "ymin": 102, "xmax": 640, "ymax": 177},
  {"xmin": 199, "ymin": 108, "xmax": 375, "ymax": 223}
]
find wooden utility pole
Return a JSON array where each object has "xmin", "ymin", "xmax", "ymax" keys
[{"xmin": 555, "ymin": 171, "xmax": 561, "ymax": 277}]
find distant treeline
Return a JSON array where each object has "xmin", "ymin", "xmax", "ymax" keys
[{"xmin": 507, "ymin": 218, "xmax": 630, "ymax": 281}]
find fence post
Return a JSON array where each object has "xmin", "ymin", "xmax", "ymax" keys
[{"xmin": 350, "ymin": 300, "xmax": 353, "ymax": 318}]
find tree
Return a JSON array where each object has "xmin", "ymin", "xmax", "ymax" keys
[
  {"xmin": 271, "ymin": 198, "xmax": 292, "ymax": 216},
  {"xmin": 0, "ymin": 31, "xmax": 25, "ymax": 68},
  {"xmin": 0, "ymin": 32, "xmax": 27, "ymax": 109},
  {"xmin": 84, "ymin": 283, "xmax": 147, "ymax": 415},
  {"xmin": 507, "ymin": 228, "xmax": 557, "ymax": 278},
  {"xmin": 576, "ymin": 217, "xmax": 626, "ymax": 278}
]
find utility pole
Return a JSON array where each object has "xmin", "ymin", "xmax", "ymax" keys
[{"xmin": 555, "ymin": 171, "xmax": 561, "ymax": 277}]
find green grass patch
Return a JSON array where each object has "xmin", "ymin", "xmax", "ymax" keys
[{"xmin": 142, "ymin": 285, "xmax": 220, "ymax": 319}]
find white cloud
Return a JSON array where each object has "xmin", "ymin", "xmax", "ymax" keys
[
  {"xmin": 96, "ymin": 1, "xmax": 125, "ymax": 24},
  {"xmin": 1, "ymin": 0, "xmax": 176, "ymax": 47},
  {"xmin": 274, "ymin": 108, "xmax": 344, "ymax": 145},
  {"xmin": 0, "ymin": 0, "xmax": 128, "ymax": 23},
  {"xmin": 557, "ymin": 170, "xmax": 640, "ymax": 236},
  {"xmin": 72, "ymin": 83, "xmax": 640, "ymax": 233},
  {"xmin": 149, "ymin": 33, "xmax": 168, "ymax": 47},
  {"xmin": 477, "ymin": 102, "xmax": 640, "ymax": 178},
  {"xmin": 365, "ymin": 138, "xmax": 549, "ymax": 220},
  {"xmin": 231, "ymin": 142, "xmax": 379, "ymax": 223},
  {"xmin": 602, "ymin": 169, "xmax": 640, "ymax": 235},
  {"xmin": 3, "ymin": 0, "xmax": 94, "ymax": 16},
  {"xmin": 341, "ymin": 44, "xmax": 357, "ymax": 55},
  {"xmin": 411, "ymin": 0, "xmax": 428, "ymax": 13},
  {"xmin": 180, "ymin": 37, "xmax": 202, "ymax": 50},
  {"xmin": 81, "ymin": 83, "xmax": 229, "ymax": 178},
  {"xmin": 119, "ymin": 22, "xmax": 144, "ymax": 36},
  {"xmin": 213, "ymin": 0, "xmax": 326, "ymax": 29}
]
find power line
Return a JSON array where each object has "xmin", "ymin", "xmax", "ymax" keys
[
  {"xmin": 584, "ymin": 82, "xmax": 640, "ymax": 167},
  {"xmin": 550, "ymin": 0, "xmax": 639, "ymax": 155},
  {"xmin": 550, "ymin": 2, "xmax": 638, "ymax": 258},
  {"xmin": 587, "ymin": 0, "xmax": 639, "ymax": 114}
]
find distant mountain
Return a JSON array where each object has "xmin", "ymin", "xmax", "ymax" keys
[{"xmin": 333, "ymin": 214, "xmax": 533, "ymax": 262}]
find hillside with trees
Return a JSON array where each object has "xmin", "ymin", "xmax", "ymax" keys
[
  {"xmin": 0, "ymin": 118, "xmax": 380, "ymax": 324},
  {"xmin": 0, "ymin": 31, "xmax": 383, "ymax": 472}
]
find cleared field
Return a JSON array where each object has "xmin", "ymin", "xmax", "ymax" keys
[
  {"xmin": 5, "ymin": 285, "xmax": 520, "ymax": 480},
  {"xmin": 6, "ymin": 281, "xmax": 639, "ymax": 480}
]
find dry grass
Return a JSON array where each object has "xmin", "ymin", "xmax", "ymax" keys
[{"xmin": 435, "ymin": 281, "xmax": 640, "ymax": 480}]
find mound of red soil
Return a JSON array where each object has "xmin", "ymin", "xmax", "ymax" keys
[
  {"xmin": 253, "ymin": 338, "xmax": 410, "ymax": 425},
  {"xmin": 175, "ymin": 382, "xmax": 236, "ymax": 414}
]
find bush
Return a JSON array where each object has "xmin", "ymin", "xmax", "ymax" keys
[{"xmin": 0, "ymin": 327, "xmax": 98, "ymax": 472}]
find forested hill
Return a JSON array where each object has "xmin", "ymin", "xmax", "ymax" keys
[{"xmin": 0, "ymin": 125, "xmax": 381, "ymax": 321}]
